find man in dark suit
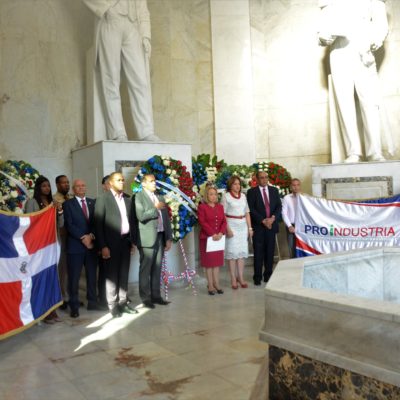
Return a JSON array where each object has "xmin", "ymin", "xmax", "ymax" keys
[
  {"xmin": 94, "ymin": 172, "xmax": 138, "ymax": 318},
  {"xmin": 134, "ymin": 174, "xmax": 173, "ymax": 308},
  {"xmin": 63, "ymin": 179, "xmax": 102, "ymax": 318},
  {"xmin": 247, "ymin": 171, "xmax": 282, "ymax": 285}
]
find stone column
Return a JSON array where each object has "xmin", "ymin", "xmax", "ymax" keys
[{"xmin": 210, "ymin": 0, "xmax": 256, "ymax": 165}]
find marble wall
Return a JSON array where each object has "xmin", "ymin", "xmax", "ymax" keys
[
  {"xmin": 269, "ymin": 345, "xmax": 400, "ymax": 399},
  {"xmin": 249, "ymin": 0, "xmax": 400, "ymax": 192},
  {"xmin": 0, "ymin": 0, "xmax": 94, "ymax": 184},
  {"xmin": 1, "ymin": 0, "xmax": 400, "ymax": 193},
  {"xmin": 0, "ymin": 0, "xmax": 214, "ymax": 187}
]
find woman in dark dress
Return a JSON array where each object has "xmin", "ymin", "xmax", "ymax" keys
[{"xmin": 198, "ymin": 185, "xmax": 227, "ymax": 295}]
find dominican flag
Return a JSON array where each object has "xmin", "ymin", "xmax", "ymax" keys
[
  {"xmin": 295, "ymin": 194, "xmax": 400, "ymax": 257},
  {"xmin": 0, "ymin": 206, "xmax": 62, "ymax": 340}
]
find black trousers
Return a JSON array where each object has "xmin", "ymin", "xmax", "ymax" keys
[
  {"xmin": 97, "ymin": 256, "xmax": 107, "ymax": 304},
  {"xmin": 286, "ymin": 224, "xmax": 296, "ymax": 259},
  {"xmin": 104, "ymin": 236, "xmax": 131, "ymax": 310},
  {"xmin": 138, "ymin": 233, "xmax": 165, "ymax": 303},
  {"xmin": 252, "ymin": 228, "xmax": 276, "ymax": 283},
  {"xmin": 67, "ymin": 250, "xmax": 98, "ymax": 312}
]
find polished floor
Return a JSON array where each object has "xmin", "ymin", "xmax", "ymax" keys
[{"xmin": 0, "ymin": 267, "xmax": 268, "ymax": 400}]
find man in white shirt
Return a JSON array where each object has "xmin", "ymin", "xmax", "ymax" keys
[{"xmin": 282, "ymin": 179, "xmax": 301, "ymax": 258}]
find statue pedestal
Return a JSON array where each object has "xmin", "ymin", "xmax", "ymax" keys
[
  {"xmin": 71, "ymin": 140, "xmax": 195, "ymax": 284},
  {"xmin": 312, "ymin": 160, "xmax": 400, "ymax": 200}
]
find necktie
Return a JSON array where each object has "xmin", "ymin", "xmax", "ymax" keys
[
  {"xmin": 81, "ymin": 199, "xmax": 89, "ymax": 220},
  {"xmin": 262, "ymin": 188, "xmax": 270, "ymax": 218}
]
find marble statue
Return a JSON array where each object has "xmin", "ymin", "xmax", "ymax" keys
[
  {"xmin": 318, "ymin": 0, "xmax": 389, "ymax": 163},
  {"xmin": 82, "ymin": 0, "xmax": 159, "ymax": 142}
]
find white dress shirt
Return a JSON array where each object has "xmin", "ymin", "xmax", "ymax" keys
[
  {"xmin": 75, "ymin": 196, "xmax": 89, "ymax": 218},
  {"xmin": 282, "ymin": 193, "xmax": 298, "ymax": 228},
  {"xmin": 110, "ymin": 189, "xmax": 130, "ymax": 235}
]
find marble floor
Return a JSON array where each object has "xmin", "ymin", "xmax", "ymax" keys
[{"xmin": 0, "ymin": 267, "xmax": 268, "ymax": 400}]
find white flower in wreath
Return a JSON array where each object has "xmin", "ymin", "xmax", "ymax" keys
[
  {"xmin": 11, "ymin": 190, "xmax": 18, "ymax": 198},
  {"xmin": 166, "ymin": 168, "xmax": 172, "ymax": 174},
  {"xmin": 174, "ymin": 232, "xmax": 180, "ymax": 238},
  {"xmin": 164, "ymin": 160, "xmax": 171, "ymax": 167}
]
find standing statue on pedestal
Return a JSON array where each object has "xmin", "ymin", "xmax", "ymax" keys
[
  {"xmin": 83, "ymin": 0, "xmax": 159, "ymax": 142},
  {"xmin": 318, "ymin": 0, "xmax": 389, "ymax": 163}
]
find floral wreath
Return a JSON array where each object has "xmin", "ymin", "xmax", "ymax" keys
[
  {"xmin": 132, "ymin": 155, "xmax": 199, "ymax": 242},
  {"xmin": 252, "ymin": 161, "xmax": 292, "ymax": 197},
  {"xmin": 0, "ymin": 160, "xmax": 40, "ymax": 213}
]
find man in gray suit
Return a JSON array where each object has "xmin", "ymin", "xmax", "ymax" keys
[
  {"xmin": 134, "ymin": 174, "xmax": 172, "ymax": 308},
  {"xmin": 82, "ymin": 0, "xmax": 158, "ymax": 141},
  {"xmin": 94, "ymin": 172, "xmax": 138, "ymax": 317}
]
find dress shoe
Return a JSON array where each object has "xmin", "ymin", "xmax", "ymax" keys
[
  {"xmin": 231, "ymin": 284, "xmax": 238, "ymax": 290},
  {"xmin": 239, "ymin": 281, "xmax": 248, "ymax": 288},
  {"xmin": 208, "ymin": 290, "xmax": 216, "ymax": 296},
  {"xmin": 111, "ymin": 308, "xmax": 122, "ymax": 318},
  {"xmin": 143, "ymin": 301, "xmax": 155, "ymax": 309},
  {"xmin": 254, "ymin": 281, "xmax": 261, "ymax": 286},
  {"xmin": 59, "ymin": 301, "xmax": 68, "ymax": 310},
  {"xmin": 113, "ymin": 134, "xmax": 128, "ymax": 142},
  {"xmin": 344, "ymin": 154, "xmax": 361, "ymax": 163},
  {"xmin": 141, "ymin": 134, "xmax": 162, "ymax": 142},
  {"xmin": 152, "ymin": 298, "xmax": 170, "ymax": 305},
  {"xmin": 368, "ymin": 153, "xmax": 385, "ymax": 162},
  {"xmin": 216, "ymin": 288, "xmax": 224, "ymax": 294},
  {"xmin": 119, "ymin": 304, "xmax": 139, "ymax": 314},
  {"xmin": 70, "ymin": 310, "xmax": 79, "ymax": 318}
]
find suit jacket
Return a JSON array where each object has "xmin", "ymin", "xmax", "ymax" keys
[
  {"xmin": 134, "ymin": 190, "xmax": 172, "ymax": 248},
  {"xmin": 94, "ymin": 190, "xmax": 132, "ymax": 249},
  {"xmin": 197, "ymin": 203, "xmax": 227, "ymax": 239},
  {"xmin": 63, "ymin": 197, "xmax": 96, "ymax": 254},
  {"xmin": 83, "ymin": 0, "xmax": 151, "ymax": 66},
  {"xmin": 246, "ymin": 186, "xmax": 282, "ymax": 234}
]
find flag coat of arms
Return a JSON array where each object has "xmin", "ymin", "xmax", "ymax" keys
[
  {"xmin": 0, "ymin": 206, "xmax": 62, "ymax": 339},
  {"xmin": 295, "ymin": 194, "xmax": 400, "ymax": 257}
]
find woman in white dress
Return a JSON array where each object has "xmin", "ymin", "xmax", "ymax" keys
[{"xmin": 221, "ymin": 176, "xmax": 253, "ymax": 289}]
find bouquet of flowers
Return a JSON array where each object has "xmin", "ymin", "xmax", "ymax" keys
[
  {"xmin": 132, "ymin": 155, "xmax": 199, "ymax": 242},
  {"xmin": 214, "ymin": 164, "xmax": 256, "ymax": 191},
  {"xmin": 192, "ymin": 153, "xmax": 227, "ymax": 197},
  {"xmin": 0, "ymin": 159, "xmax": 40, "ymax": 213},
  {"xmin": 253, "ymin": 161, "xmax": 292, "ymax": 197}
]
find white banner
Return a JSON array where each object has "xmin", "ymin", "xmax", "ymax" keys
[{"xmin": 295, "ymin": 194, "xmax": 400, "ymax": 257}]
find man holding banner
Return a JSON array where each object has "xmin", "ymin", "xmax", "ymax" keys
[{"xmin": 282, "ymin": 178, "xmax": 302, "ymax": 259}]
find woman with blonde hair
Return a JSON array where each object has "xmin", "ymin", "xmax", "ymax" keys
[
  {"xmin": 197, "ymin": 184, "xmax": 227, "ymax": 295},
  {"xmin": 221, "ymin": 176, "xmax": 252, "ymax": 289}
]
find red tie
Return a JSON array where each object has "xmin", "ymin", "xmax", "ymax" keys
[
  {"xmin": 81, "ymin": 199, "xmax": 89, "ymax": 220},
  {"xmin": 262, "ymin": 188, "xmax": 270, "ymax": 218}
]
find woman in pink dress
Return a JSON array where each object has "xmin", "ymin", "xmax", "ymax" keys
[{"xmin": 198, "ymin": 185, "xmax": 227, "ymax": 295}]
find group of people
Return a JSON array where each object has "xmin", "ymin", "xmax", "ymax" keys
[
  {"xmin": 197, "ymin": 172, "xmax": 302, "ymax": 293},
  {"xmin": 24, "ymin": 172, "xmax": 172, "ymax": 322},
  {"xmin": 24, "ymin": 170, "xmax": 302, "ymax": 322}
]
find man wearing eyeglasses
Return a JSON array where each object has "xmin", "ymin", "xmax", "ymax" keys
[{"xmin": 247, "ymin": 171, "xmax": 282, "ymax": 285}]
